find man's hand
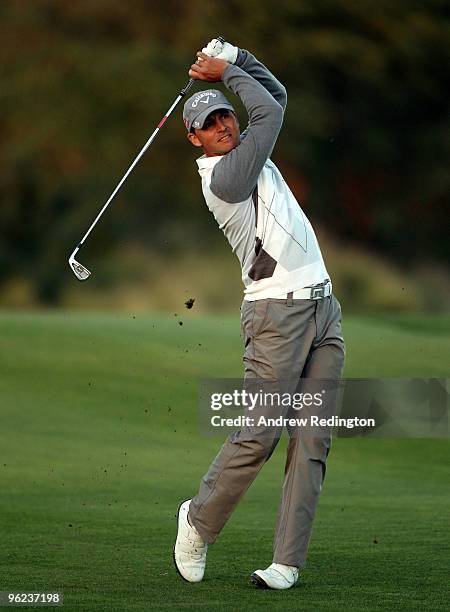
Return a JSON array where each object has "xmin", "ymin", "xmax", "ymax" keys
[
  {"xmin": 189, "ymin": 52, "xmax": 229, "ymax": 82},
  {"xmin": 202, "ymin": 38, "xmax": 238, "ymax": 64}
]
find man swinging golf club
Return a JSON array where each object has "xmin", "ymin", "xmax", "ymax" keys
[{"xmin": 174, "ymin": 38, "xmax": 345, "ymax": 590}]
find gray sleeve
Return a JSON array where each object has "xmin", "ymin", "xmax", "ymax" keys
[
  {"xmin": 209, "ymin": 63, "xmax": 284, "ymax": 204},
  {"xmin": 235, "ymin": 49, "xmax": 287, "ymax": 110}
]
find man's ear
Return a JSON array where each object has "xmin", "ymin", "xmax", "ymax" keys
[{"xmin": 187, "ymin": 131, "xmax": 202, "ymax": 148}]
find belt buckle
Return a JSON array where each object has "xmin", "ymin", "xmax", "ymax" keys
[{"xmin": 311, "ymin": 286, "xmax": 325, "ymax": 299}]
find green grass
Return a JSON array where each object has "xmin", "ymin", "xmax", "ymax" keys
[{"xmin": 0, "ymin": 310, "xmax": 449, "ymax": 611}]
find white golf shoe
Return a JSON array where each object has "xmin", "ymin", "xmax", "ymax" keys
[
  {"xmin": 251, "ymin": 563, "xmax": 299, "ymax": 589},
  {"xmin": 173, "ymin": 499, "xmax": 207, "ymax": 583}
]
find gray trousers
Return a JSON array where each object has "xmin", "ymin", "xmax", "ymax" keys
[{"xmin": 189, "ymin": 294, "xmax": 345, "ymax": 568}]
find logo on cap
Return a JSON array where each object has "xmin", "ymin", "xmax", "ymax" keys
[{"xmin": 191, "ymin": 91, "xmax": 217, "ymax": 108}]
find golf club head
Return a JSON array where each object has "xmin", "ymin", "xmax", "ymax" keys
[{"xmin": 69, "ymin": 257, "xmax": 91, "ymax": 281}]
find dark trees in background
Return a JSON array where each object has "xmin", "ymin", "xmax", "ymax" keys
[{"xmin": 1, "ymin": 0, "xmax": 449, "ymax": 303}]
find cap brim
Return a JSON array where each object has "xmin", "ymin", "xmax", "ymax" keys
[{"xmin": 189, "ymin": 103, "xmax": 236, "ymax": 131}]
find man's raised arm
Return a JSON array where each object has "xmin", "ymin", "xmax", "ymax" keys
[
  {"xmin": 203, "ymin": 38, "xmax": 287, "ymax": 110},
  {"xmin": 189, "ymin": 48, "xmax": 284, "ymax": 204},
  {"xmin": 234, "ymin": 49, "xmax": 287, "ymax": 111}
]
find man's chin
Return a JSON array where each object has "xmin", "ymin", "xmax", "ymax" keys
[
  {"xmin": 215, "ymin": 141, "xmax": 237, "ymax": 155},
  {"xmin": 204, "ymin": 139, "xmax": 238, "ymax": 156}
]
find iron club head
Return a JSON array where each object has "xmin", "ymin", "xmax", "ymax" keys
[{"xmin": 69, "ymin": 256, "xmax": 91, "ymax": 281}]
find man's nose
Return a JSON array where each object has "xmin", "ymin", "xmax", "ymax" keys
[{"xmin": 215, "ymin": 117, "xmax": 227, "ymax": 130}]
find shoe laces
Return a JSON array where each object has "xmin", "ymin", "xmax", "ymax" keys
[{"xmin": 179, "ymin": 540, "xmax": 207, "ymax": 560}]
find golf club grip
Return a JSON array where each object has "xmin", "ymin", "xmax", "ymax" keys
[{"xmin": 180, "ymin": 79, "xmax": 195, "ymax": 97}]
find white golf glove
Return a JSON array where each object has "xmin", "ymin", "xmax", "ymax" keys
[{"xmin": 202, "ymin": 38, "xmax": 238, "ymax": 64}]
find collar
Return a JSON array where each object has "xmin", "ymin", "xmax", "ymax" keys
[{"xmin": 196, "ymin": 154, "xmax": 224, "ymax": 170}]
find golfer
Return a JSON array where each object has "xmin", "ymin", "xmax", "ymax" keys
[{"xmin": 174, "ymin": 39, "xmax": 345, "ymax": 590}]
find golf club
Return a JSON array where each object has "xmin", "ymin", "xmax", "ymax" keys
[{"xmin": 68, "ymin": 36, "xmax": 225, "ymax": 281}]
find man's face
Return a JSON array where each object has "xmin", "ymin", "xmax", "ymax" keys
[{"xmin": 187, "ymin": 109, "xmax": 240, "ymax": 156}]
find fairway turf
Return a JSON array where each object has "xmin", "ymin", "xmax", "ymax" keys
[{"xmin": 0, "ymin": 311, "xmax": 449, "ymax": 611}]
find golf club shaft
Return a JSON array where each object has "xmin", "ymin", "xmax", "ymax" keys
[{"xmin": 74, "ymin": 78, "xmax": 196, "ymax": 251}]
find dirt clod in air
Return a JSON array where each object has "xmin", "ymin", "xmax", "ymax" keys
[
  {"xmin": 185, "ymin": 298, "xmax": 195, "ymax": 309},
  {"xmin": 179, "ymin": 321, "xmax": 183, "ymax": 326}
]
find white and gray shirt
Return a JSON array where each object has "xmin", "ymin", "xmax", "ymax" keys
[{"xmin": 196, "ymin": 49, "xmax": 330, "ymax": 301}]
